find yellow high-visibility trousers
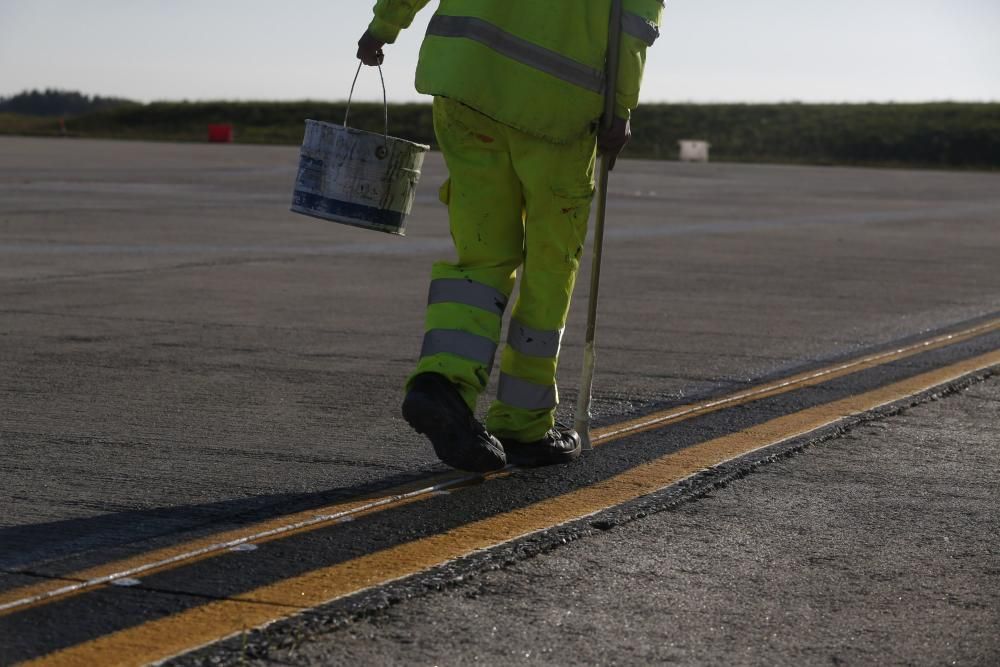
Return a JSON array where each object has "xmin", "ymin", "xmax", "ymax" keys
[{"xmin": 410, "ymin": 97, "xmax": 597, "ymax": 442}]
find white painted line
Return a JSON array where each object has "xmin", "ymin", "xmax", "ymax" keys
[{"xmin": 0, "ymin": 475, "xmax": 480, "ymax": 614}]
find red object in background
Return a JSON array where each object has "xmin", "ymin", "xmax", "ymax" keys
[{"xmin": 208, "ymin": 124, "xmax": 234, "ymax": 143}]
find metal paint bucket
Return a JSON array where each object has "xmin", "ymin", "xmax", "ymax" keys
[{"xmin": 290, "ymin": 65, "xmax": 429, "ymax": 236}]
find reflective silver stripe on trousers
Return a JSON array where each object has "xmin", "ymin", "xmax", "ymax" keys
[
  {"xmin": 497, "ymin": 373, "xmax": 557, "ymax": 410},
  {"xmin": 426, "ymin": 14, "xmax": 605, "ymax": 93},
  {"xmin": 421, "ymin": 329, "xmax": 498, "ymax": 369},
  {"xmin": 621, "ymin": 11, "xmax": 660, "ymax": 47},
  {"xmin": 428, "ymin": 278, "xmax": 508, "ymax": 317},
  {"xmin": 507, "ymin": 319, "xmax": 562, "ymax": 359}
]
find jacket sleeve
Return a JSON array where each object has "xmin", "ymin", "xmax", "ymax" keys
[
  {"xmin": 616, "ymin": 0, "xmax": 664, "ymax": 120},
  {"xmin": 368, "ymin": 0, "xmax": 434, "ymax": 44}
]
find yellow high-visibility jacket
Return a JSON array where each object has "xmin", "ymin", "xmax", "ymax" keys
[{"xmin": 368, "ymin": 0, "xmax": 664, "ymax": 143}]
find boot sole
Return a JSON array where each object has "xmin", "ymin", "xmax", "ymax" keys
[
  {"xmin": 402, "ymin": 390, "xmax": 506, "ymax": 473},
  {"xmin": 502, "ymin": 435, "xmax": 582, "ymax": 468},
  {"xmin": 504, "ymin": 443, "xmax": 583, "ymax": 468}
]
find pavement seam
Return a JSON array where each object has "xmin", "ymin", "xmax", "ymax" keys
[
  {"xmin": 593, "ymin": 310, "xmax": 1000, "ymax": 422},
  {"xmin": 167, "ymin": 367, "xmax": 998, "ymax": 667}
]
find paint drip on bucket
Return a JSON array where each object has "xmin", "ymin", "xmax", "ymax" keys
[{"xmin": 290, "ymin": 120, "xmax": 429, "ymax": 236}]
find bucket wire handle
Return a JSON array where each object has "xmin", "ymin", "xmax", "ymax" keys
[{"xmin": 344, "ymin": 61, "xmax": 389, "ymax": 158}]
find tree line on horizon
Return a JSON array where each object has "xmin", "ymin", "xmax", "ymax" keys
[
  {"xmin": 0, "ymin": 89, "xmax": 137, "ymax": 117},
  {"xmin": 1, "ymin": 90, "xmax": 997, "ymax": 169}
]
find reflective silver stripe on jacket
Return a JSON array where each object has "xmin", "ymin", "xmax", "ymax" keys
[
  {"xmin": 428, "ymin": 278, "xmax": 508, "ymax": 317},
  {"xmin": 426, "ymin": 14, "xmax": 605, "ymax": 93},
  {"xmin": 507, "ymin": 319, "xmax": 562, "ymax": 359},
  {"xmin": 421, "ymin": 329, "xmax": 498, "ymax": 369},
  {"xmin": 497, "ymin": 373, "xmax": 557, "ymax": 410},
  {"xmin": 622, "ymin": 11, "xmax": 659, "ymax": 47}
]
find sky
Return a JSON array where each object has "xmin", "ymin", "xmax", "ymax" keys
[{"xmin": 1, "ymin": 0, "xmax": 998, "ymax": 105}]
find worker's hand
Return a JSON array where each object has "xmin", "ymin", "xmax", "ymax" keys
[
  {"xmin": 357, "ymin": 31, "xmax": 386, "ymax": 66},
  {"xmin": 597, "ymin": 115, "xmax": 630, "ymax": 170}
]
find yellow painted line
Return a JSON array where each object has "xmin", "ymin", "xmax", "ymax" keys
[
  {"xmin": 25, "ymin": 349, "xmax": 1000, "ymax": 667},
  {"xmin": 0, "ymin": 473, "xmax": 474, "ymax": 612},
  {"xmin": 2, "ymin": 316, "xmax": 998, "ymax": 616},
  {"xmin": 592, "ymin": 317, "xmax": 1000, "ymax": 444}
]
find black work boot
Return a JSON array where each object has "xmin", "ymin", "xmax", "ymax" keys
[
  {"xmin": 501, "ymin": 426, "xmax": 582, "ymax": 467},
  {"xmin": 402, "ymin": 373, "xmax": 506, "ymax": 473}
]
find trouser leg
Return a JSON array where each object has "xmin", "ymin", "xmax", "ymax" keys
[
  {"xmin": 486, "ymin": 128, "xmax": 597, "ymax": 442},
  {"xmin": 408, "ymin": 98, "xmax": 524, "ymax": 412}
]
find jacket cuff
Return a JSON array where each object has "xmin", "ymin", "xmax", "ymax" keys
[{"xmin": 368, "ymin": 17, "xmax": 401, "ymax": 44}]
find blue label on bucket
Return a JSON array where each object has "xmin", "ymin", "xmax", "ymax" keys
[
  {"xmin": 295, "ymin": 156, "xmax": 323, "ymax": 191},
  {"xmin": 291, "ymin": 191, "xmax": 405, "ymax": 232}
]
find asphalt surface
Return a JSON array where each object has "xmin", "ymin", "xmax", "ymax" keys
[
  {"xmin": 240, "ymin": 377, "xmax": 1000, "ymax": 667},
  {"xmin": 1, "ymin": 136, "xmax": 999, "ymax": 663},
  {"xmin": 1, "ymin": 324, "xmax": 996, "ymax": 664}
]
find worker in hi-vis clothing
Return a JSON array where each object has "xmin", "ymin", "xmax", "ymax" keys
[{"xmin": 358, "ymin": 0, "xmax": 663, "ymax": 472}]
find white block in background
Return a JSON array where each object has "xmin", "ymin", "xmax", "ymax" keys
[{"xmin": 679, "ymin": 140, "xmax": 710, "ymax": 163}]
